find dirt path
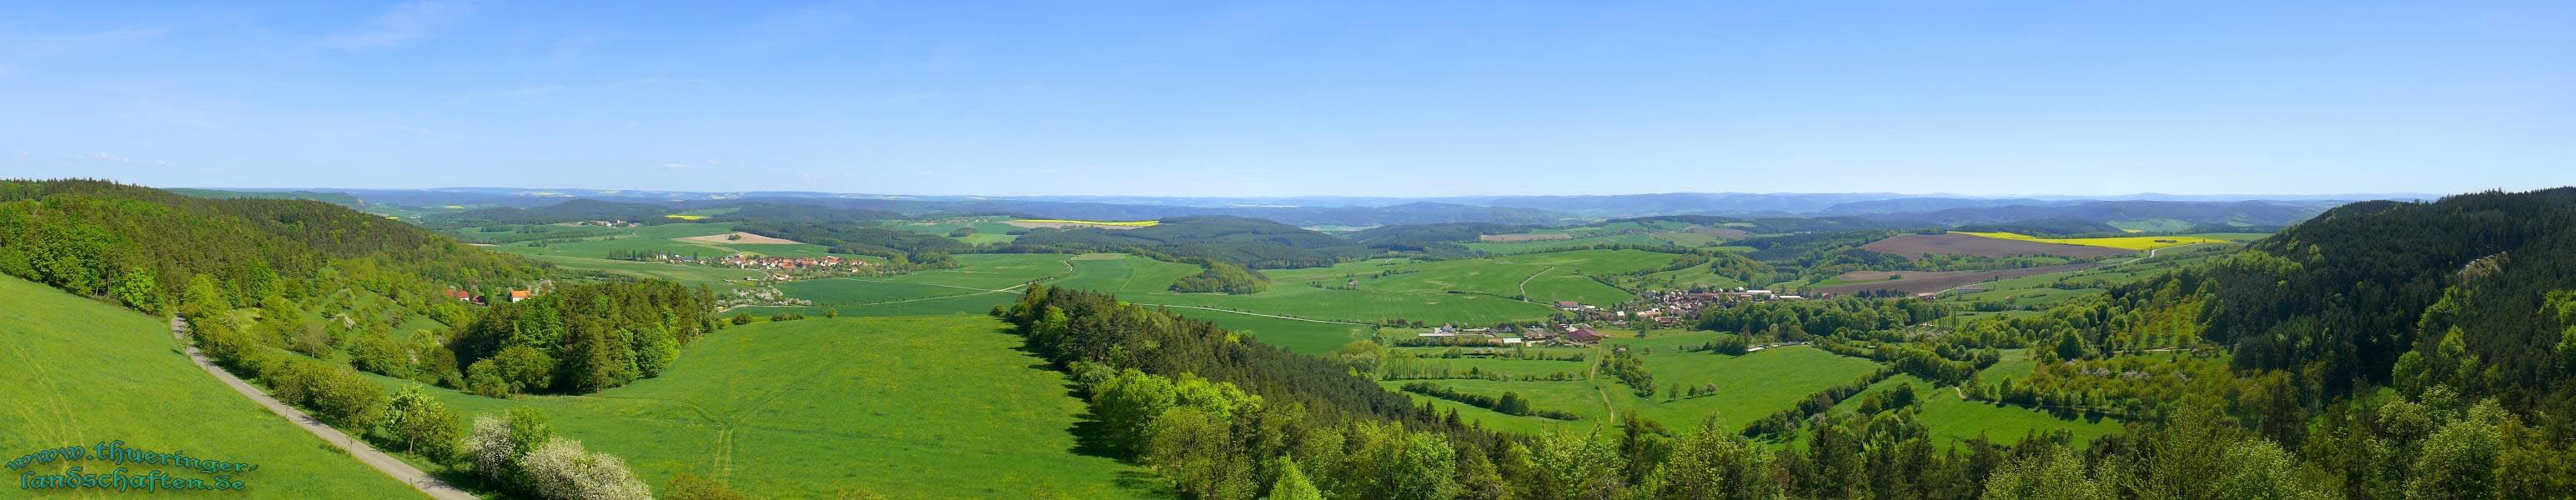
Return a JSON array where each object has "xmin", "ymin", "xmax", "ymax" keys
[
  {"xmin": 1584, "ymin": 348, "xmax": 1618, "ymax": 422},
  {"xmin": 1517, "ymin": 266, "xmax": 1557, "ymax": 302},
  {"xmin": 169, "ymin": 317, "xmax": 477, "ymax": 500}
]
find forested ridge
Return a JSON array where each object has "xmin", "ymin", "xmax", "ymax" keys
[
  {"xmin": 1003, "ymin": 188, "xmax": 2576, "ymax": 500},
  {"xmin": 1006, "ymin": 216, "xmax": 1373, "ymax": 269},
  {"xmin": 2, "ymin": 179, "xmax": 695, "ymax": 498},
  {"xmin": 732, "ymin": 220, "xmax": 967, "ymax": 265}
]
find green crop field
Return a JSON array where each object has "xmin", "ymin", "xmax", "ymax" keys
[
  {"xmin": 1827, "ymin": 374, "xmax": 2122, "ymax": 447},
  {"xmin": 884, "ymin": 218, "xmax": 1026, "ymax": 245},
  {"xmin": 484, "ymin": 222, "xmax": 840, "ymax": 259},
  {"xmin": 367, "ymin": 315, "xmax": 1165, "ymax": 498},
  {"xmin": 1465, "ymin": 233, "xmax": 1684, "ymax": 254},
  {"xmin": 1388, "ymin": 346, "xmax": 1886, "ymax": 434},
  {"xmin": 776, "ymin": 250, "xmax": 1680, "ymax": 338},
  {"xmin": 722, "ymin": 253, "xmax": 1092, "ymax": 322},
  {"xmin": 0, "ymin": 276, "xmax": 425, "ymax": 498},
  {"xmin": 507, "ymin": 253, "xmax": 770, "ymax": 288}
]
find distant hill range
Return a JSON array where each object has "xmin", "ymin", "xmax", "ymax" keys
[{"xmin": 184, "ymin": 187, "xmax": 2430, "ymax": 230}]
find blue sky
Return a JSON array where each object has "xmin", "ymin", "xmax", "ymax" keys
[{"xmin": 1, "ymin": 1, "xmax": 2568, "ymax": 197}]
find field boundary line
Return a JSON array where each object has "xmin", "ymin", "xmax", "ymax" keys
[{"xmin": 1134, "ymin": 303, "xmax": 1370, "ymax": 325}]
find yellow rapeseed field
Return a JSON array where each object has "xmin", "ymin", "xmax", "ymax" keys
[{"xmin": 1954, "ymin": 231, "xmax": 2232, "ymax": 251}]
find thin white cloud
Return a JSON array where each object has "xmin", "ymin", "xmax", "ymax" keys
[
  {"xmin": 320, "ymin": 1, "xmax": 473, "ymax": 51},
  {"xmin": 662, "ymin": 162, "xmax": 692, "ymax": 171}
]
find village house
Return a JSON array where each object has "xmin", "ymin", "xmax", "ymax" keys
[{"xmin": 508, "ymin": 289, "xmax": 533, "ymax": 302}]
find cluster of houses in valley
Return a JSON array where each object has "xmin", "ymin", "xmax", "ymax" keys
[
  {"xmin": 575, "ymin": 220, "xmax": 644, "ymax": 228},
  {"xmin": 1417, "ymin": 322, "xmax": 1608, "ymax": 347},
  {"xmin": 1548, "ymin": 288, "xmax": 1806, "ymax": 327},
  {"xmin": 715, "ymin": 254, "xmax": 869, "ymax": 272},
  {"xmin": 441, "ymin": 288, "xmax": 535, "ymax": 306}
]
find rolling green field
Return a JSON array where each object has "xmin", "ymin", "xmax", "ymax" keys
[
  {"xmin": 1465, "ymin": 233, "xmax": 1684, "ymax": 254},
  {"xmin": 368, "ymin": 315, "xmax": 1165, "ymax": 498},
  {"xmin": 478, "ymin": 222, "xmax": 841, "ymax": 259},
  {"xmin": 1827, "ymin": 374, "xmax": 2121, "ymax": 447},
  {"xmin": 0, "ymin": 276, "xmax": 425, "ymax": 498},
  {"xmin": 1942, "ymin": 242, "xmax": 2237, "ymax": 309},
  {"xmin": 1387, "ymin": 346, "xmax": 1886, "ymax": 434},
  {"xmin": 883, "ymin": 218, "xmax": 1027, "ymax": 245},
  {"xmin": 765, "ymin": 250, "xmax": 1680, "ymax": 351},
  {"xmin": 510, "ymin": 252, "xmax": 771, "ymax": 288}
]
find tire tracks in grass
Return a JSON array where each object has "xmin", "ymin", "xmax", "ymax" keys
[{"xmin": 584, "ymin": 334, "xmax": 862, "ymax": 482}]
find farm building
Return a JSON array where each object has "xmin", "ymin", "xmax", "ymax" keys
[{"xmin": 1564, "ymin": 325, "xmax": 1604, "ymax": 343}]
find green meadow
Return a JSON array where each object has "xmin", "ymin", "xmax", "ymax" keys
[
  {"xmin": 882, "ymin": 218, "xmax": 1026, "ymax": 245},
  {"xmin": 482, "ymin": 222, "xmax": 841, "ymax": 259},
  {"xmin": 0, "ymin": 276, "xmax": 424, "ymax": 499},
  {"xmin": 1385, "ymin": 346, "xmax": 1886, "ymax": 434},
  {"xmin": 1827, "ymin": 374, "xmax": 2122, "ymax": 447},
  {"xmin": 369, "ymin": 315, "xmax": 1166, "ymax": 499}
]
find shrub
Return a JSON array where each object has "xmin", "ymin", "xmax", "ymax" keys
[
  {"xmin": 379, "ymin": 385, "xmax": 464, "ymax": 465},
  {"xmin": 465, "ymin": 416, "xmax": 517, "ymax": 482},
  {"xmin": 309, "ymin": 368, "xmax": 389, "ymax": 429},
  {"xmin": 521, "ymin": 438, "xmax": 652, "ymax": 500},
  {"xmin": 349, "ymin": 330, "xmax": 409, "ymax": 378},
  {"xmin": 465, "ymin": 360, "xmax": 514, "ymax": 398}
]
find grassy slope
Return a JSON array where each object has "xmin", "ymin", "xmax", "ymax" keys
[
  {"xmin": 0, "ymin": 276, "xmax": 424, "ymax": 498},
  {"xmin": 372, "ymin": 315, "xmax": 1165, "ymax": 499}
]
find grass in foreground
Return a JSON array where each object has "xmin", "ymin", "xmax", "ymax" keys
[{"xmin": 0, "ymin": 276, "xmax": 424, "ymax": 498}]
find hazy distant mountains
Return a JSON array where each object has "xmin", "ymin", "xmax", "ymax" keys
[{"xmin": 183, "ymin": 187, "xmax": 2433, "ymax": 229}]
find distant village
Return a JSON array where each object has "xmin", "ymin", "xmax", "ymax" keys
[
  {"xmin": 607, "ymin": 250, "xmax": 876, "ymax": 282},
  {"xmin": 1401, "ymin": 287, "xmax": 1805, "ymax": 348}
]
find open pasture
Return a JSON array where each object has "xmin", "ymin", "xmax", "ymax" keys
[
  {"xmin": 489, "ymin": 222, "xmax": 840, "ymax": 259},
  {"xmin": 1388, "ymin": 346, "xmax": 1886, "ymax": 434},
  {"xmin": 505, "ymin": 252, "xmax": 768, "ymax": 288},
  {"xmin": 368, "ymin": 316, "xmax": 1164, "ymax": 499},
  {"xmin": 1828, "ymin": 374, "xmax": 2122, "ymax": 447}
]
